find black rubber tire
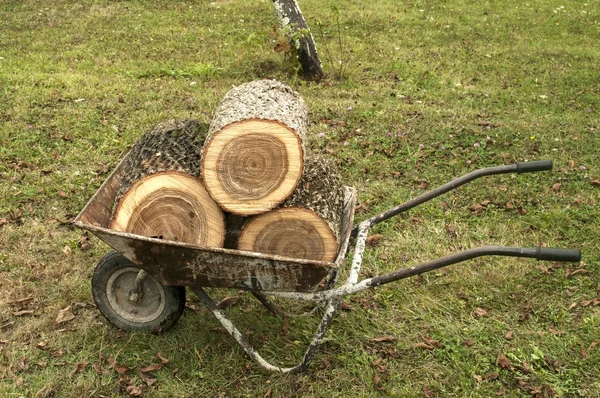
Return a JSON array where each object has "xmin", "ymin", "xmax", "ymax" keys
[{"xmin": 91, "ymin": 251, "xmax": 185, "ymax": 333}]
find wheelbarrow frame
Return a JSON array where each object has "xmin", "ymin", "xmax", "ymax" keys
[{"xmin": 73, "ymin": 158, "xmax": 581, "ymax": 373}]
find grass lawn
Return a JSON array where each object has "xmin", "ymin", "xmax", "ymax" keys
[{"xmin": 1, "ymin": 0, "xmax": 599, "ymax": 396}]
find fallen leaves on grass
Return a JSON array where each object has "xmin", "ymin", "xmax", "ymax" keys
[
  {"xmin": 497, "ymin": 352, "xmax": 512, "ymax": 369},
  {"xmin": 413, "ymin": 337, "xmax": 443, "ymax": 351},
  {"xmin": 56, "ymin": 306, "xmax": 75, "ymax": 324},
  {"xmin": 366, "ymin": 234, "xmax": 383, "ymax": 247},
  {"xmin": 140, "ymin": 364, "xmax": 161, "ymax": 373},
  {"xmin": 63, "ymin": 246, "xmax": 72, "ymax": 255},
  {"xmin": 156, "ymin": 352, "xmax": 170, "ymax": 365},
  {"xmin": 77, "ymin": 231, "xmax": 91, "ymax": 251},
  {"xmin": 126, "ymin": 385, "xmax": 143, "ymax": 396},
  {"xmin": 371, "ymin": 335, "xmax": 395, "ymax": 343},
  {"xmin": 581, "ymin": 341, "xmax": 599, "ymax": 359},
  {"xmin": 216, "ymin": 296, "xmax": 240, "ymax": 309},
  {"xmin": 565, "ymin": 268, "xmax": 589, "ymax": 278},
  {"xmin": 13, "ymin": 310, "xmax": 34, "ymax": 317},
  {"xmin": 505, "ymin": 331, "xmax": 513, "ymax": 340},
  {"xmin": 472, "ymin": 307, "xmax": 488, "ymax": 318},
  {"xmin": 138, "ymin": 371, "xmax": 157, "ymax": 386},
  {"xmin": 70, "ymin": 360, "xmax": 89, "ymax": 376},
  {"xmin": 36, "ymin": 341, "xmax": 50, "ymax": 350},
  {"xmin": 423, "ymin": 385, "xmax": 437, "ymax": 398},
  {"xmin": 590, "ymin": 179, "xmax": 600, "ymax": 187},
  {"xmin": 551, "ymin": 183, "xmax": 562, "ymax": 192},
  {"xmin": 58, "ymin": 190, "xmax": 68, "ymax": 198}
]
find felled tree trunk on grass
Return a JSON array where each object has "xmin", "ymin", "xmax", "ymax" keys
[
  {"xmin": 110, "ymin": 120, "xmax": 225, "ymax": 247},
  {"xmin": 237, "ymin": 154, "xmax": 344, "ymax": 262},
  {"xmin": 202, "ymin": 79, "xmax": 308, "ymax": 216},
  {"xmin": 272, "ymin": 0, "xmax": 325, "ymax": 81}
]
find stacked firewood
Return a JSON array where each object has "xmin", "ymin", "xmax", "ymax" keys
[{"xmin": 110, "ymin": 80, "xmax": 344, "ymax": 262}]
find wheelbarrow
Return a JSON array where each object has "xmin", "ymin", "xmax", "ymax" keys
[{"xmin": 72, "ymin": 157, "xmax": 581, "ymax": 373}]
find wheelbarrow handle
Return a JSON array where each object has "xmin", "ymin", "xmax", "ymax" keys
[
  {"xmin": 516, "ymin": 160, "xmax": 553, "ymax": 173},
  {"xmin": 537, "ymin": 247, "xmax": 581, "ymax": 262},
  {"xmin": 354, "ymin": 160, "xmax": 554, "ymax": 232}
]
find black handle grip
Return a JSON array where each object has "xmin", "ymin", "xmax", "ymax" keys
[
  {"xmin": 516, "ymin": 160, "xmax": 553, "ymax": 174},
  {"xmin": 517, "ymin": 160, "xmax": 552, "ymax": 174},
  {"xmin": 537, "ymin": 248, "xmax": 581, "ymax": 262}
]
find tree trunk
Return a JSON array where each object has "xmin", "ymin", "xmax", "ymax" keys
[
  {"xmin": 110, "ymin": 120, "xmax": 225, "ymax": 247},
  {"xmin": 272, "ymin": 0, "xmax": 325, "ymax": 81},
  {"xmin": 237, "ymin": 154, "xmax": 344, "ymax": 262},
  {"xmin": 202, "ymin": 79, "xmax": 308, "ymax": 215}
]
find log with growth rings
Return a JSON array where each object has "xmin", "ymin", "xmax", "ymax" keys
[{"xmin": 202, "ymin": 79, "xmax": 308, "ymax": 215}]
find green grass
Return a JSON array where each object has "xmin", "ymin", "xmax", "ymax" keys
[{"xmin": 1, "ymin": 0, "xmax": 599, "ymax": 396}]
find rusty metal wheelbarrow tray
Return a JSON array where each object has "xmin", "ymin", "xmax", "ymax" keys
[{"xmin": 73, "ymin": 155, "xmax": 357, "ymax": 293}]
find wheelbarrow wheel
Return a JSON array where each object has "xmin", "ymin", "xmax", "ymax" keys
[{"xmin": 92, "ymin": 251, "xmax": 185, "ymax": 333}]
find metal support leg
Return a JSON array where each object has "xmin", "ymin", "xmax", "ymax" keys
[{"xmin": 192, "ymin": 287, "xmax": 341, "ymax": 373}]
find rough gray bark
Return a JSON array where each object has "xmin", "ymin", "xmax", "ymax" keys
[
  {"xmin": 206, "ymin": 79, "xmax": 308, "ymax": 140},
  {"xmin": 272, "ymin": 0, "xmax": 325, "ymax": 80},
  {"xmin": 281, "ymin": 153, "xmax": 344, "ymax": 240},
  {"xmin": 114, "ymin": 119, "xmax": 208, "ymax": 210}
]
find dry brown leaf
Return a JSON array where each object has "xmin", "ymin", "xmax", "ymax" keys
[
  {"xmin": 16, "ymin": 377, "xmax": 23, "ymax": 387},
  {"xmin": 138, "ymin": 371, "xmax": 157, "ymax": 386},
  {"xmin": 153, "ymin": 353, "xmax": 169, "ymax": 365},
  {"xmin": 463, "ymin": 340, "xmax": 475, "ymax": 347},
  {"xmin": 140, "ymin": 363, "xmax": 161, "ymax": 373},
  {"xmin": 552, "ymin": 183, "xmax": 562, "ymax": 192},
  {"xmin": 70, "ymin": 360, "xmax": 89, "ymax": 376},
  {"xmin": 263, "ymin": 387, "xmax": 273, "ymax": 398},
  {"xmin": 371, "ymin": 335, "xmax": 396, "ymax": 343},
  {"xmin": 13, "ymin": 310, "xmax": 34, "ymax": 317},
  {"xmin": 216, "ymin": 296, "xmax": 240, "ymax": 309},
  {"xmin": 93, "ymin": 362, "xmax": 109, "ymax": 375},
  {"xmin": 366, "ymin": 234, "xmax": 383, "ymax": 247},
  {"xmin": 273, "ymin": 41, "xmax": 292, "ymax": 53},
  {"xmin": 505, "ymin": 331, "xmax": 513, "ymax": 340},
  {"xmin": 77, "ymin": 233, "xmax": 91, "ymax": 251},
  {"xmin": 126, "ymin": 385, "xmax": 143, "ymax": 397},
  {"xmin": 55, "ymin": 306, "xmax": 75, "ymax": 324},
  {"xmin": 472, "ymin": 307, "xmax": 488, "ymax": 318},
  {"xmin": 473, "ymin": 374, "xmax": 483, "ymax": 383},
  {"xmin": 548, "ymin": 327, "xmax": 565, "ymax": 336},
  {"xmin": 569, "ymin": 160, "xmax": 575, "ymax": 169},
  {"xmin": 497, "ymin": 352, "xmax": 512, "ymax": 369},
  {"xmin": 417, "ymin": 181, "xmax": 429, "ymax": 189},
  {"xmin": 58, "ymin": 190, "xmax": 68, "ymax": 198},
  {"xmin": 282, "ymin": 316, "xmax": 289, "ymax": 335},
  {"xmin": 423, "ymin": 385, "xmax": 437, "ymax": 398},
  {"xmin": 413, "ymin": 342, "xmax": 435, "ymax": 350},
  {"xmin": 36, "ymin": 342, "xmax": 50, "ymax": 350},
  {"xmin": 565, "ymin": 268, "xmax": 589, "ymax": 278},
  {"xmin": 63, "ymin": 246, "xmax": 72, "ymax": 255},
  {"xmin": 354, "ymin": 201, "xmax": 368, "ymax": 213},
  {"xmin": 591, "ymin": 179, "xmax": 600, "ymax": 187},
  {"xmin": 423, "ymin": 336, "xmax": 443, "ymax": 348},
  {"xmin": 112, "ymin": 361, "xmax": 131, "ymax": 375}
]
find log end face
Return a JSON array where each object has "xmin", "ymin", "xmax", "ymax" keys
[
  {"xmin": 110, "ymin": 172, "xmax": 225, "ymax": 248},
  {"xmin": 202, "ymin": 119, "xmax": 304, "ymax": 215},
  {"xmin": 237, "ymin": 208, "xmax": 338, "ymax": 262}
]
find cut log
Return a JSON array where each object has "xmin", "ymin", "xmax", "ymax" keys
[
  {"xmin": 110, "ymin": 172, "xmax": 225, "ymax": 247},
  {"xmin": 237, "ymin": 154, "xmax": 344, "ymax": 262},
  {"xmin": 202, "ymin": 79, "xmax": 308, "ymax": 215},
  {"xmin": 271, "ymin": 0, "xmax": 325, "ymax": 80},
  {"xmin": 110, "ymin": 119, "xmax": 225, "ymax": 247},
  {"xmin": 115, "ymin": 119, "xmax": 208, "ymax": 207}
]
